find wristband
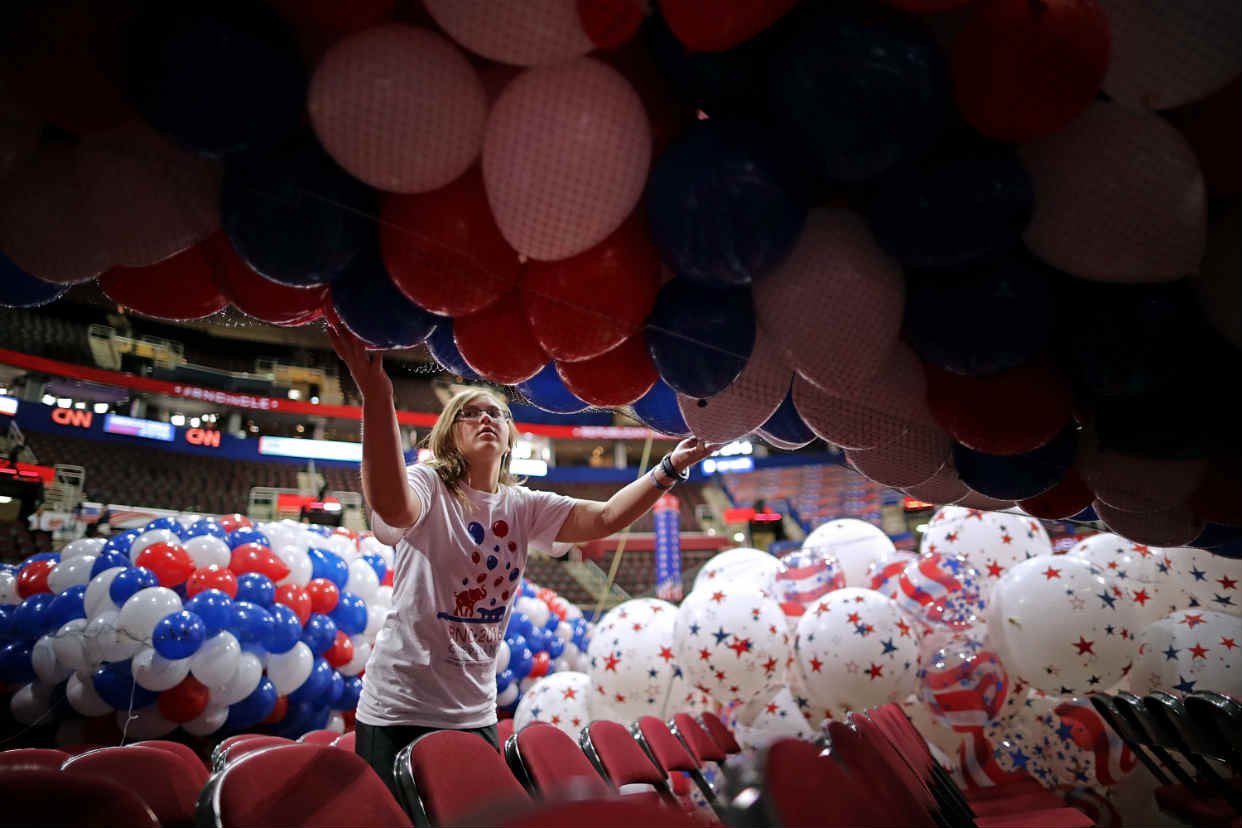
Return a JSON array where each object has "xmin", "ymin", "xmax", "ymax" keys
[
  {"xmin": 650, "ymin": 467, "xmax": 673, "ymax": 491},
  {"xmin": 660, "ymin": 454, "xmax": 689, "ymax": 483}
]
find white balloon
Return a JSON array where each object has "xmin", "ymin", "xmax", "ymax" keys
[
  {"xmin": 117, "ymin": 587, "xmax": 182, "ymax": 647},
  {"xmin": 182, "ymin": 535, "xmax": 231, "ymax": 569},
  {"xmin": 326, "ymin": 712, "xmax": 346, "ymax": 734},
  {"xmin": 210, "ymin": 651, "xmax": 263, "ymax": 706},
  {"xmin": 364, "ymin": 605, "xmax": 387, "ymax": 639},
  {"xmin": 514, "ymin": 672, "xmax": 594, "ymax": 742},
  {"xmin": 32, "ymin": 634, "xmax": 71, "ymax": 685},
  {"xmin": 51, "ymin": 618, "xmax": 89, "ymax": 674},
  {"xmin": 10, "ymin": 683, "xmax": 51, "ymax": 725},
  {"xmin": 375, "ymin": 585, "xmax": 393, "ymax": 608},
  {"xmin": 66, "ymin": 672, "xmax": 113, "ymax": 716},
  {"xmin": 497, "ymin": 683, "xmax": 518, "ymax": 707},
  {"xmin": 48, "ymin": 554, "xmax": 98, "ymax": 593},
  {"xmin": 1132, "ymin": 609, "xmax": 1242, "ymax": 698},
  {"xmin": 496, "ymin": 639, "xmax": 511, "ymax": 673},
  {"xmin": 920, "ymin": 505, "xmax": 1053, "ymax": 597},
  {"xmin": 0, "ymin": 570, "xmax": 17, "ymax": 605},
  {"xmin": 84, "ymin": 609, "xmax": 141, "ymax": 665},
  {"xmin": 803, "ymin": 519, "xmax": 897, "ymax": 589},
  {"xmin": 518, "ymin": 676, "xmax": 538, "ymax": 694},
  {"xmin": 131, "ymin": 646, "xmax": 192, "ymax": 692},
  {"xmin": 588, "ymin": 598, "xmax": 681, "ymax": 721},
  {"xmin": 554, "ymin": 621, "xmax": 574, "ymax": 643},
  {"xmin": 1163, "ymin": 547, "xmax": 1241, "ymax": 618},
  {"xmin": 266, "ymin": 641, "xmax": 314, "ymax": 695},
  {"xmin": 1065, "ymin": 533, "xmax": 1172, "ymax": 627},
  {"xmin": 340, "ymin": 637, "xmax": 371, "ymax": 677},
  {"xmin": 326, "ymin": 535, "xmax": 357, "ymax": 561},
  {"xmin": 183, "ymin": 704, "xmax": 228, "ymax": 736},
  {"xmin": 346, "ymin": 558, "xmax": 380, "ymax": 605},
  {"xmin": 725, "ymin": 685, "xmax": 815, "ymax": 751},
  {"xmin": 128, "ymin": 529, "xmax": 182, "ymax": 564},
  {"xmin": 275, "ymin": 544, "xmax": 313, "ymax": 587},
  {"xmin": 84, "ymin": 567, "xmax": 126, "ymax": 619},
  {"xmin": 60, "ymin": 538, "xmax": 106, "ymax": 560},
  {"xmin": 190, "ymin": 631, "xmax": 242, "ymax": 687},
  {"xmin": 692, "ymin": 547, "xmax": 784, "ymax": 595},
  {"xmin": 118, "ymin": 705, "xmax": 177, "ymax": 739},
  {"xmin": 515, "ymin": 596, "xmax": 551, "ymax": 630}
]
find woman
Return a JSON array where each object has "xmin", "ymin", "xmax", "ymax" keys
[{"xmin": 327, "ymin": 321, "xmax": 716, "ymax": 797}]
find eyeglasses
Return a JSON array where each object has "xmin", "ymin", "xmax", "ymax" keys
[{"xmin": 455, "ymin": 405, "xmax": 512, "ymax": 423}]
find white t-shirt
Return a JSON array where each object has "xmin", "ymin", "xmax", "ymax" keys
[{"xmin": 357, "ymin": 463, "xmax": 577, "ymax": 729}]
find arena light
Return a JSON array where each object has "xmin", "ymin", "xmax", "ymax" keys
[
  {"xmin": 258, "ymin": 436, "xmax": 362, "ymax": 462},
  {"xmin": 74, "ymin": 401, "xmax": 86, "ymax": 409},
  {"xmin": 0, "ymin": 395, "xmax": 18, "ymax": 416},
  {"xmin": 56, "ymin": 397, "xmax": 71, "ymax": 408},
  {"xmin": 41, "ymin": 394, "xmax": 55, "ymax": 406},
  {"xmin": 287, "ymin": 388, "xmax": 301, "ymax": 399},
  {"xmin": 170, "ymin": 414, "xmax": 186, "ymax": 427},
  {"xmin": 93, "ymin": 403, "xmax": 109, "ymax": 414},
  {"xmin": 511, "ymin": 458, "xmax": 548, "ymax": 477}
]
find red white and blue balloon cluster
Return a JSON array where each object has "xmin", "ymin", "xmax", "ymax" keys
[
  {"xmin": 0, "ymin": 1, "xmax": 1237, "ymax": 548},
  {"xmin": 495, "ymin": 581, "xmax": 592, "ymax": 715}
]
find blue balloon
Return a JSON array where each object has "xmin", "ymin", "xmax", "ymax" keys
[
  {"xmin": 289, "ymin": 657, "xmax": 333, "ymax": 705},
  {"xmin": 425, "ymin": 319, "xmax": 480, "ymax": 380},
  {"xmin": 92, "ymin": 660, "xmax": 159, "ymax": 709},
  {"xmin": 109, "ymin": 567, "xmax": 160, "ymax": 607},
  {"xmin": 768, "ymin": 2, "xmax": 951, "ymax": 183},
  {"xmin": 128, "ymin": 1, "xmax": 306, "ymax": 156},
  {"xmin": 305, "ymin": 524, "xmax": 334, "ymax": 538},
  {"xmin": 506, "ymin": 614, "xmax": 533, "ymax": 641},
  {"xmin": 329, "ymin": 591, "xmax": 367, "ymax": 636},
  {"xmin": 102, "ymin": 530, "xmax": 140, "ymax": 557},
  {"xmin": 301, "ymin": 613, "xmax": 337, "ymax": 655},
  {"xmin": 271, "ymin": 700, "xmax": 330, "ymax": 739},
  {"xmin": 230, "ymin": 601, "xmax": 274, "ymax": 646},
  {"xmin": 0, "ymin": 642, "xmax": 35, "ymax": 684},
  {"xmin": 514, "ymin": 362, "xmax": 588, "ymax": 414},
  {"xmin": 496, "ymin": 668, "xmax": 515, "ymax": 693},
  {"xmin": 225, "ymin": 676, "xmax": 278, "ymax": 731},
  {"xmin": 307, "ymin": 548, "xmax": 349, "ymax": 589},
  {"xmin": 361, "ymin": 554, "xmax": 387, "ymax": 583},
  {"xmin": 647, "ymin": 120, "xmax": 805, "ymax": 288},
  {"xmin": 21, "ymin": 553, "xmax": 59, "ymax": 567},
  {"xmin": 265, "ymin": 604, "xmax": 302, "ymax": 654},
  {"xmin": 90, "ymin": 551, "xmax": 132, "ymax": 578},
  {"xmin": 543, "ymin": 612, "xmax": 560, "ymax": 631},
  {"xmin": 631, "ymin": 380, "xmax": 691, "ymax": 438},
  {"xmin": 546, "ymin": 636, "xmax": 565, "ymax": 660},
  {"xmin": 865, "ymin": 150, "xmax": 1033, "ymax": 271},
  {"xmin": 186, "ymin": 518, "xmax": 228, "ymax": 540},
  {"xmin": 226, "ymin": 527, "xmax": 270, "ymax": 550},
  {"xmin": 508, "ymin": 645, "xmax": 534, "ymax": 679},
  {"xmin": 331, "ymin": 245, "xmax": 440, "ymax": 349},
  {"xmin": 185, "ymin": 589, "xmax": 234, "ymax": 637},
  {"xmin": 758, "ymin": 387, "xmax": 816, "ymax": 448},
  {"xmin": 12, "ymin": 593, "xmax": 54, "ymax": 638},
  {"xmin": 525, "ymin": 629, "xmax": 547, "ymax": 653},
  {"xmin": 44, "ymin": 585, "xmax": 88, "ymax": 630},
  {"xmin": 903, "ymin": 249, "xmax": 1054, "ymax": 377},
  {"xmin": 0, "ymin": 606, "xmax": 16, "ymax": 644},
  {"xmin": 340, "ymin": 675, "xmax": 363, "ymax": 710},
  {"xmin": 221, "ymin": 140, "xmax": 376, "ymax": 286},
  {"xmin": 0, "ymin": 251, "xmax": 67, "ymax": 308},
  {"xmin": 646, "ymin": 279, "xmax": 756, "ymax": 398},
  {"xmin": 152, "ymin": 610, "xmax": 207, "ymax": 660},
  {"xmin": 952, "ymin": 425, "xmax": 1079, "ymax": 501},
  {"xmin": 235, "ymin": 572, "xmax": 276, "ymax": 608},
  {"xmin": 325, "ymin": 670, "xmax": 345, "ymax": 709},
  {"xmin": 142, "ymin": 517, "xmax": 187, "ymax": 539},
  {"xmin": 519, "ymin": 580, "xmax": 537, "ymax": 599}
]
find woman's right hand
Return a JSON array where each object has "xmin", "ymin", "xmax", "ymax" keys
[{"xmin": 326, "ymin": 317, "xmax": 393, "ymax": 402}]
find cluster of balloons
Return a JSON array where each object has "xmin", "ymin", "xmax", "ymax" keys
[
  {"xmin": 0, "ymin": 1, "xmax": 1236, "ymax": 554},
  {"xmin": 0, "ymin": 514, "xmax": 392, "ymax": 742},
  {"xmin": 495, "ymin": 581, "xmax": 592, "ymax": 714}
]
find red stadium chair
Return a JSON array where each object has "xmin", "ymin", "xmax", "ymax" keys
[
  {"xmin": 213, "ymin": 735, "xmax": 296, "ymax": 770},
  {"xmin": 298, "ymin": 729, "xmax": 341, "ymax": 746},
  {"xmin": 199, "ymin": 742, "xmax": 413, "ymax": 828},
  {"xmin": 580, "ymin": 720, "xmax": 680, "ymax": 805},
  {"xmin": 0, "ymin": 748, "xmax": 70, "ymax": 771},
  {"xmin": 633, "ymin": 716, "xmax": 726, "ymax": 822},
  {"xmin": 504, "ymin": 721, "xmax": 611, "ymax": 800},
  {"xmin": 497, "ymin": 718, "xmax": 515, "ymax": 752},
  {"xmin": 211, "ymin": 734, "xmax": 265, "ymax": 770},
  {"xmin": 395, "ymin": 729, "xmax": 529, "ymax": 826},
  {"xmin": 132, "ymin": 739, "xmax": 210, "ymax": 788},
  {"xmin": 698, "ymin": 712, "xmax": 742, "ymax": 756},
  {"xmin": 754, "ymin": 738, "xmax": 907, "ymax": 827},
  {"xmin": 494, "ymin": 796, "xmax": 702, "ymax": 827},
  {"xmin": 0, "ymin": 767, "xmax": 159, "ymax": 828},
  {"xmin": 332, "ymin": 731, "xmax": 357, "ymax": 751},
  {"xmin": 63, "ymin": 745, "xmax": 201, "ymax": 828}
]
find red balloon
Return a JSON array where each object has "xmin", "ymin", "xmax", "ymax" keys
[
  {"xmin": 324, "ymin": 630, "xmax": 354, "ymax": 668},
  {"xmin": 217, "ymin": 514, "xmax": 252, "ymax": 533},
  {"xmin": 134, "ymin": 542, "xmax": 195, "ymax": 588},
  {"xmin": 306, "ymin": 578, "xmax": 341, "ymax": 615},
  {"xmin": 659, "ymin": 0, "xmax": 798, "ymax": 52},
  {"xmin": 263, "ymin": 695, "xmax": 289, "ymax": 725},
  {"xmin": 274, "ymin": 584, "xmax": 312, "ymax": 625},
  {"xmin": 16, "ymin": 559, "xmax": 55, "ymax": 599},
  {"xmin": 380, "ymin": 167, "xmax": 521, "ymax": 317},
  {"xmin": 454, "ymin": 291, "xmax": 548, "ymax": 384},
  {"xmin": 206, "ymin": 233, "xmax": 327, "ymax": 326},
  {"xmin": 185, "ymin": 565, "xmax": 238, "ymax": 599},
  {"xmin": 523, "ymin": 215, "xmax": 661, "ymax": 362},
  {"xmin": 556, "ymin": 333, "xmax": 658, "ymax": 406},
  {"xmin": 158, "ymin": 675, "xmax": 210, "ymax": 723},
  {"xmin": 528, "ymin": 651, "xmax": 551, "ymax": 679},
  {"xmin": 925, "ymin": 360, "xmax": 1074, "ymax": 456},
  {"xmin": 577, "ymin": 0, "xmax": 644, "ymax": 49},
  {"xmin": 1018, "ymin": 467, "xmax": 1094, "ymax": 519},
  {"xmin": 97, "ymin": 242, "xmax": 228, "ymax": 321},
  {"xmin": 381, "ymin": 569, "xmax": 394, "ymax": 587},
  {"xmin": 951, "ymin": 0, "xmax": 1110, "ymax": 142},
  {"xmin": 229, "ymin": 543, "xmax": 291, "ymax": 583}
]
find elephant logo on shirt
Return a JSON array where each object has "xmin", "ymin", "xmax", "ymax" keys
[{"xmin": 454, "ymin": 586, "xmax": 487, "ymax": 617}]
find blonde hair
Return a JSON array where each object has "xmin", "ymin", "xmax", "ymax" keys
[{"xmin": 424, "ymin": 388, "xmax": 519, "ymax": 505}]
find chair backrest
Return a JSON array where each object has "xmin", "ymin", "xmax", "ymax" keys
[
  {"xmin": 1184, "ymin": 691, "xmax": 1242, "ymax": 765},
  {"xmin": 494, "ymin": 796, "xmax": 702, "ymax": 827},
  {"xmin": 199, "ymin": 742, "xmax": 414, "ymax": 828},
  {"xmin": 506, "ymin": 722, "xmax": 612, "ymax": 799},
  {"xmin": 699, "ymin": 712, "xmax": 742, "ymax": 755},
  {"xmin": 760, "ymin": 738, "xmax": 901, "ymax": 828},
  {"xmin": 498, "ymin": 718, "xmax": 515, "ymax": 750},
  {"xmin": 211, "ymin": 734, "xmax": 264, "ymax": 769},
  {"xmin": 670, "ymin": 713, "xmax": 726, "ymax": 764},
  {"xmin": 1144, "ymin": 692, "xmax": 1208, "ymax": 755},
  {"xmin": 634, "ymin": 716, "xmax": 698, "ymax": 774},
  {"xmin": 332, "ymin": 731, "xmax": 357, "ymax": 751},
  {"xmin": 397, "ymin": 729, "xmax": 529, "ymax": 826},
  {"xmin": 298, "ymin": 729, "xmax": 341, "ymax": 746},
  {"xmin": 63, "ymin": 744, "xmax": 201, "ymax": 828},
  {"xmin": 847, "ymin": 715, "xmax": 941, "ymax": 817},
  {"xmin": 825, "ymin": 721, "xmax": 936, "ymax": 828},
  {"xmin": 215, "ymin": 735, "xmax": 296, "ymax": 770},
  {"xmin": 0, "ymin": 747, "xmax": 70, "ymax": 771},
  {"xmin": 133, "ymin": 739, "xmax": 210, "ymax": 788},
  {"xmin": 580, "ymin": 720, "xmax": 674, "ymax": 799},
  {"xmin": 0, "ymin": 767, "xmax": 160, "ymax": 828}
]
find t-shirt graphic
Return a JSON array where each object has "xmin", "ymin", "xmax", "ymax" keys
[{"xmin": 438, "ymin": 518, "xmax": 526, "ymax": 665}]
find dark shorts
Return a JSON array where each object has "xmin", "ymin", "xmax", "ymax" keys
[{"xmin": 354, "ymin": 720, "xmax": 500, "ymax": 806}]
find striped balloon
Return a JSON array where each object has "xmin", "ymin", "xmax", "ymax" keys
[
  {"xmin": 917, "ymin": 634, "xmax": 1010, "ymax": 732},
  {"xmin": 895, "ymin": 552, "xmax": 987, "ymax": 630},
  {"xmin": 956, "ymin": 721, "xmax": 1052, "ymax": 791},
  {"xmin": 772, "ymin": 549, "xmax": 845, "ymax": 619}
]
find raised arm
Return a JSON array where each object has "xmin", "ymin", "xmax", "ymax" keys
[
  {"xmin": 327, "ymin": 320, "xmax": 421, "ymax": 530},
  {"xmin": 555, "ymin": 437, "xmax": 718, "ymax": 543}
]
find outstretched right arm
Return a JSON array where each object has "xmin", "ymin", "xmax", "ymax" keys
[{"xmin": 327, "ymin": 319, "xmax": 421, "ymax": 531}]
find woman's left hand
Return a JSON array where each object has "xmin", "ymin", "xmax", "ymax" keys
[{"xmin": 667, "ymin": 437, "xmax": 723, "ymax": 473}]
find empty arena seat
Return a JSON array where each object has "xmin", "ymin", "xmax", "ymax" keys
[
  {"xmin": 0, "ymin": 748, "xmax": 70, "ymax": 771},
  {"xmin": 504, "ymin": 721, "xmax": 611, "ymax": 800},
  {"xmin": 395, "ymin": 730, "xmax": 529, "ymax": 826},
  {"xmin": 0, "ymin": 767, "xmax": 159, "ymax": 828},
  {"xmin": 62, "ymin": 745, "xmax": 200, "ymax": 828},
  {"xmin": 129, "ymin": 739, "xmax": 209, "ymax": 789}
]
